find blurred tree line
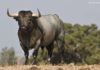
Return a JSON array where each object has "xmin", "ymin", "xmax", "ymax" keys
[
  {"xmin": 1, "ymin": 23, "xmax": 100, "ymax": 65},
  {"xmin": 63, "ymin": 23, "xmax": 100, "ymax": 64}
]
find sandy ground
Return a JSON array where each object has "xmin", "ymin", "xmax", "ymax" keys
[{"xmin": 0, "ymin": 64, "xmax": 100, "ymax": 70}]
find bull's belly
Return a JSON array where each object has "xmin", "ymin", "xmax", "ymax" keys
[{"xmin": 41, "ymin": 33, "xmax": 55, "ymax": 46}]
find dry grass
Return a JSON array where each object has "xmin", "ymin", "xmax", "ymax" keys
[{"xmin": 0, "ymin": 64, "xmax": 100, "ymax": 70}]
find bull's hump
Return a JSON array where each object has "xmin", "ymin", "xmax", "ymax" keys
[
  {"xmin": 38, "ymin": 16, "xmax": 53, "ymax": 32},
  {"xmin": 37, "ymin": 16, "xmax": 56, "ymax": 45}
]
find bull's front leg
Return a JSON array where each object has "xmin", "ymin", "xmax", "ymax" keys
[
  {"xmin": 22, "ymin": 47, "xmax": 29, "ymax": 64},
  {"xmin": 32, "ymin": 39, "xmax": 41, "ymax": 64},
  {"xmin": 24, "ymin": 50, "xmax": 29, "ymax": 64},
  {"xmin": 20, "ymin": 43, "xmax": 29, "ymax": 65}
]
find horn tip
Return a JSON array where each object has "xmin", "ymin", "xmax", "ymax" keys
[{"xmin": 37, "ymin": 8, "xmax": 41, "ymax": 17}]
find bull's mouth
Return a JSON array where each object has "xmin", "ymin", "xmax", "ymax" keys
[{"xmin": 20, "ymin": 26, "xmax": 32, "ymax": 32}]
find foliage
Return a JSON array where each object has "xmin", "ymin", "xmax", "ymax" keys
[
  {"xmin": 0, "ymin": 47, "xmax": 17, "ymax": 66},
  {"xmin": 63, "ymin": 23, "xmax": 100, "ymax": 64}
]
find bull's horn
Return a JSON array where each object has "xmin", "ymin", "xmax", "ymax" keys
[
  {"xmin": 32, "ymin": 9, "xmax": 41, "ymax": 17},
  {"xmin": 7, "ymin": 9, "xmax": 18, "ymax": 17},
  {"xmin": 37, "ymin": 9, "xmax": 41, "ymax": 17}
]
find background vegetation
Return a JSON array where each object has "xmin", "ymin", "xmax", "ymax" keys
[
  {"xmin": 63, "ymin": 23, "xmax": 100, "ymax": 64},
  {"xmin": 0, "ymin": 47, "xmax": 17, "ymax": 66},
  {"xmin": 1, "ymin": 23, "xmax": 100, "ymax": 65}
]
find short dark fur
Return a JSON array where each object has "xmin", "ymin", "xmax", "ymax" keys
[{"xmin": 15, "ymin": 11, "xmax": 42, "ymax": 64}]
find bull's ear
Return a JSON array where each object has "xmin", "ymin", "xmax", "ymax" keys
[{"xmin": 14, "ymin": 17, "xmax": 18, "ymax": 21}]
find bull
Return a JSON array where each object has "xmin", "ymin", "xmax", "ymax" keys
[{"xmin": 7, "ymin": 9, "xmax": 65, "ymax": 64}]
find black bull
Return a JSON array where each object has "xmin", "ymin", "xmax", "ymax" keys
[{"xmin": 7, "ymin": 9, "xmax": 65, "ymax": 64}]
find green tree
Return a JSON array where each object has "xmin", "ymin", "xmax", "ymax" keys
[{"xmin": 64, "ymin": 23, "xmax": 100, "ymax": 64}]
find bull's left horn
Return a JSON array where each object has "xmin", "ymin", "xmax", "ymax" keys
[
  {"xmin": 7, "ymin": 9, "xmax": 18, "ymax": 17},
  {"xmin": 32, "ymin": 9, "xmax": 41, "ymax": 17},
  {"xmin": 37, "ymin": 9, "xmax": 41, "ymax": 17}
]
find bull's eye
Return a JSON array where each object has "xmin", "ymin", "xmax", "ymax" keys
[{"xmin": 29, "ymin": 18, "xmax": 32, "ymax": 20}]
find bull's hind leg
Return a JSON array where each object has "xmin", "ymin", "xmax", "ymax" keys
[
  {"xmin": 46, "ymin": 42, "xmax": 54, "ymax": 62},
  {"xmin": 32, "ymin": 50, "xmax": 38, "ymax": 64},
  {"xmin": 32, "ymin": 39, "xmax": 41, "ymax": 64}
]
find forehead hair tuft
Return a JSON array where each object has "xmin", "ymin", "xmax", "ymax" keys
[{"xmin": 18, "ymin": 10, "xmax": 32, "ymax": 16}]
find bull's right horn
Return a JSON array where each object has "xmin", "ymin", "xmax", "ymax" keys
[{"xmin": 7, "ymin": 9, "xmax": 18, "ymax": 17}]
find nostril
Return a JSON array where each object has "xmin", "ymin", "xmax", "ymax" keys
[{"xmin": 21, "ymin": 26, "xmax": 26, "ymax": 30}]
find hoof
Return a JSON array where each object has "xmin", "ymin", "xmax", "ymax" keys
[
  {"xmin": 32, "ymin": 61, "xmax": 37, "ymax": 65},
  {"xmin": 47, "ymin": 58, "xmax": 51, "ymax": 62}
]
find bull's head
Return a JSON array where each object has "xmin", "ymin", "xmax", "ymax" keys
[{"xmin": 7, "ymin": 9, "xmax": 41, "ymax": 31}]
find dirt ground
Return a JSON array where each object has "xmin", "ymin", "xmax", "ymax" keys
[{"xmin": 0, "ymin": 64, "xmax": 100, "ymax": 70}]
